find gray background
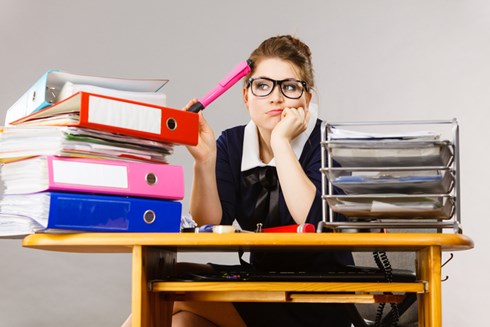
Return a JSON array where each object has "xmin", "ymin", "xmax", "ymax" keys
[{"xmin": 1, "ymin": 0, "xmax": 489, "ymax": 326}]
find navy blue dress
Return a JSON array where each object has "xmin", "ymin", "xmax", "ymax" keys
[{"xmin": 214, "ymin": 119, "xmax": 354, "ymax": 326}]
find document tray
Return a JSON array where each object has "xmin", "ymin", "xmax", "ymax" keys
[
  {"xmin": 327, "ymin": 140, "xmax": 453, "ymax": 167},
  {"xmin": 324, "ymin": 194, "xmax": 454, "ymax": 219},
  {"xmin": 323, "ymin": 167, "xmax": 454, "ymax": 194}
]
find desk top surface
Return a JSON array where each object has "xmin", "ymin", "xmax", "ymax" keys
[{"xmin": 22, "ymin": 232, "xmax": 474, "ymax": 253}]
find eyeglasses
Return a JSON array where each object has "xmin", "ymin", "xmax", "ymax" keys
[{"xmin": 246, "ymin": 77, "xmax": 309, "ymax": 99}]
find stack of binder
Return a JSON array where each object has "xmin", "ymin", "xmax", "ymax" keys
[
  {"xmin": 319, "ymin": 120, "xmax": 462, "ymax": 233},
  {"xmin": 0, "ymin": 70, "xmax": 199, "ymax": 236}
]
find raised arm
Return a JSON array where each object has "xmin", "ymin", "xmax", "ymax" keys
[
  {"xmin": 184, "ymin": 100, "xmax": 222, "ymax": 226},
  {"xmin": 271, "ymin": 107, "xmax": 316, "ymax": 223}
]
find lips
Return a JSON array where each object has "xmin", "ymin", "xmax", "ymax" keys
[{"xmin": 267, "ymin": 109, "xmax": 283, "ymax": 116}]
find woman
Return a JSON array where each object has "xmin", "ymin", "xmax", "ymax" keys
[{"xmin": 173, "ymin": 35, "xmax": 354, "ymax": 327}]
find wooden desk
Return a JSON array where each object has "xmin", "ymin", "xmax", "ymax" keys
[{"xmin": 22, "ymin": 233, "xmax": 473, "ymax": 327}]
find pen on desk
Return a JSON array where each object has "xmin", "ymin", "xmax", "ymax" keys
[
  {"xmin": 187, "ymin": 59, "xmax": 253, "ymax": 113},
  {"xmin": 181, "ymin": 224, "xmax": 240, "ymax": 233}
]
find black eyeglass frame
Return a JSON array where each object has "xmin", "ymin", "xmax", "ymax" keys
[{"xmin": 246, "ymin": 77, "xmax": 310, "ymax": 99}]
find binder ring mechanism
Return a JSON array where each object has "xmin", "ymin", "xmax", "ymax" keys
[{"xmin": 143, "ymin": 210, "xmax": 156, "ymax": 224}]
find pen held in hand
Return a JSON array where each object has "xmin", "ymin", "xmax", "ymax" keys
[{"xmin": 188, "ymin": 59, "xmax": 253, "ymax": 113}]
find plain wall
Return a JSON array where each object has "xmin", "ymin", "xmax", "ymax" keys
[{"xmin": 1, "ymin": 0, "xmax": 489, "ymax": 326}]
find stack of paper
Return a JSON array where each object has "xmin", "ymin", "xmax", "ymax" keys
[
  {"xmin": 0, "ymin": 126, "xmax": 173, "ymax": 163},
  {"xmin": 324, "ymin": 167, "xmax": 454, "ymax": 194},
  {"xmin": 1, "ymin": 70, "xmax": 198, "ymax": 236},
  {"xmin": 324, "ymin": 194, "xmax": 454, "ymax": 219},
  {"xmin": 328, "ymin": 126, "xmax": 441, "ymax": 140}
]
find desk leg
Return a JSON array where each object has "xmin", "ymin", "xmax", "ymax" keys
[
  {"xmin": 417, "ymin": 245, "xmax": 442, "ymax": 327},
  {"xmin": 131, "ymin": 246, "xmax": 176, "ymax": 327}
]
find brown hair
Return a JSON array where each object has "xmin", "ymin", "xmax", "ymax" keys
[{"xmin": 244, "ymin": 35, "xmax": 314, "ymax": 88}]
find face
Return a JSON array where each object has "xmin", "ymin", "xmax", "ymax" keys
[{"xmin": 243, "ymin": 57, "xmax": 311, "ymax": 132}]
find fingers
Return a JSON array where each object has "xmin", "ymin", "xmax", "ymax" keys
[
  {"xmin": 273, "ymin": 106, "xmax": 310, "ymax": 143},
  {"xmin": 282, "ymin": 107, "xmax": 309, "ymax": 129},
  {"xmin": 182, "ymin": 99, "xmax": 209, "ymax": 129},
  {"xmin": 183, "ymin": 98, "xmax": 199, "ymax": 111}
]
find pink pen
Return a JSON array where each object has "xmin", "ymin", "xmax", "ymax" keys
[{"xmin": 188, "ymin": 59, "xmax": 253, "ymax": 113}]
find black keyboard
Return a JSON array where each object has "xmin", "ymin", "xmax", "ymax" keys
[{"xmin": 170, "ymin": 265, "xmax": 416, "ymax": 283}]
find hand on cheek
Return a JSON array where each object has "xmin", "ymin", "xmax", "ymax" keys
[{"xmin": 272, "ymin": 107, "xmax": 309, "ymax": 143}]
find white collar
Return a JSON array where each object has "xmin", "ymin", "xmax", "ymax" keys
[{"xmin": 241, "ymin": 103, "xmax": 319, "ymax": 172}]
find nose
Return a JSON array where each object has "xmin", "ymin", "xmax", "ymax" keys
[{"xmin": 269, "ymin": 84, "xmax": 284, "ymax": 102}]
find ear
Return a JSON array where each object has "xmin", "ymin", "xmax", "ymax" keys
[
  {"xmin": 243, "ymin": 87, "xmax": 250, "ymax": 110},
  {"xmin": 305, "ymin": 91, "xmax": 312, "ymax": 108}
]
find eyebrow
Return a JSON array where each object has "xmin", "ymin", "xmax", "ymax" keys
[{"xmin": 253, "ymin": 77, "xmax": 300, "ymax": 81}]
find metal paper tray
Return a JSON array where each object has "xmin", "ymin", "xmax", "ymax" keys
[
  {"xmin": 324, "ymin": 194, "xmax": 454, "ymax": 219},
  {"xmin": 323, "ymin": 167, "xmax": 454, "ymax": 194},
  {"xmin": 326, "ymin": 140, "xmax": 453, "ymax": 167}
]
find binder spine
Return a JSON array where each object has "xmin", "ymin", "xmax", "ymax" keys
[
  {"xmin": 81, "ymin": 93, "xmax": 199, "ymax": 145},
  {"xmin": 5, "ymin": 70, "xmax": 57, "ymax": 125},
  {"xmin": 48, "ymin": 156, "xmax": 185, "ymax": 200}
]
